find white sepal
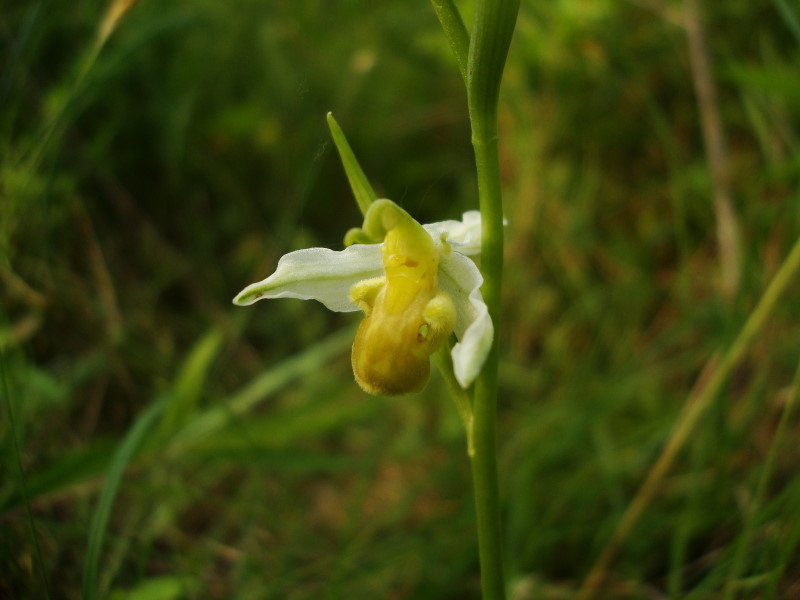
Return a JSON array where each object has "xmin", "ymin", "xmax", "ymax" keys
[
  {"xmin": 233, "ymin": 244, "xmax": 383, "ymax": 312},
  {"xmin": 424, "ymin": 210, "xmax": 482, "ymax": 256},
  {"xmin": 437, "ymin": 251, "xmax": 493, "ymax": 388}
]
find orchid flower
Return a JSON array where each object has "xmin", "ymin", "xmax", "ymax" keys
[{"xmin": 233, "ymin": 199, "xmax": 492, "ymax": 395}]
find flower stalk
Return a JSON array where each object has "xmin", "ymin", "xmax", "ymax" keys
[
  {"xmin": 469, "ymin": 133, "xmax": 506, "ymax": 600},
  {"xmin": 464, "ymin": 1, "xmax": 519, "ymax": 599}
]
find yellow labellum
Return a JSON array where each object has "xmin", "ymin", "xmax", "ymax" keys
[{"xmin": 350, "ymin": 203, "xmax": 455, "ymax": 395}]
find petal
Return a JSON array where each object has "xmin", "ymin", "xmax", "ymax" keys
[
  {"xmin": 424, "ymin": 210, "xmax": 483, "ymax": 256},
  {"xmin": 437, "ymin": 251, "xmax": 494, "ymax": 388},
  {"xmin": 233, "ymin": 244, "xmax": 384, "ymax": 312}
]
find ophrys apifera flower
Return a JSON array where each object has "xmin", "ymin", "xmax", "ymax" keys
[{"xmin": 233, "ymin": 199, "xmax": 492, "ymax": 395}]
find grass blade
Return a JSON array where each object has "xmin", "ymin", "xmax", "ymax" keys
[
  {"xmin": 165, "ymin": 325, "xmax": 354, "ymax": 456},
  {"xmin": 772, "ymin": 0, "xmax": 800, "ymax": 45},
  {"xmin": 722, "ymin": 358, "xmax": 800, "ymax": 599},
  {"xmin": 155, "ymin": 328, "xmax": 223, "ymax": 440},
  {"xmin": 1, "ymin": 350, "xmax": 52, "ymax": 599},
  {"xmin": 81, "ymin": 400, "xmax": 165, "ymax": 600},
  {"xmin": 579, "ymin": 234, "xmax": 800, "ymax": 598}
]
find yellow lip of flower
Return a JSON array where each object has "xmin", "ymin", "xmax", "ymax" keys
[
  {"xmin": 233, "ymin": 200, "xmax": 493, "ymax": 395},
  {"xmin": 348, "ymin": 201, "xmax": 456, "ymax": 395}
]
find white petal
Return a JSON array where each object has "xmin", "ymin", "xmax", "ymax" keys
[
  {"xmin": 423, "ymin": 211, "xmax": 483, "ymax": 256},
  {"xmin": 233, "ymin": 244, "xmax": 384, "ymax": 312},
  {"xmin": 437, "ymin": 252, "xmax": 493, "ymax": 388}
]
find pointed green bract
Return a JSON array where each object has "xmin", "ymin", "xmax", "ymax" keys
[
  {"xmin": 326, "ymin": 112, "xmax": 377, "ymax": 217},
  {"xmin": 430, "ymin": 0, "xmax": 470, "ymax": 84}
]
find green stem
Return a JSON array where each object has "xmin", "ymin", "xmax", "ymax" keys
[
  {"xmin": 464, "ymin": 1, "xmax": 518, "ymax": 597},
  {"xmin": 470, "ymin": 130, "xmax": 506, "ymax": 600}
]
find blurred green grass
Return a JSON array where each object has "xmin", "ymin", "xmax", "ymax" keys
[{"xmin": 2, "ymin": 0, "xmax": 800, "ymax": 598}]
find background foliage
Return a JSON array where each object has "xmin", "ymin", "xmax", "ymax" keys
[{"xmin": 2, "ymin": 0, "xmax": 800, "ymax": 598}]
